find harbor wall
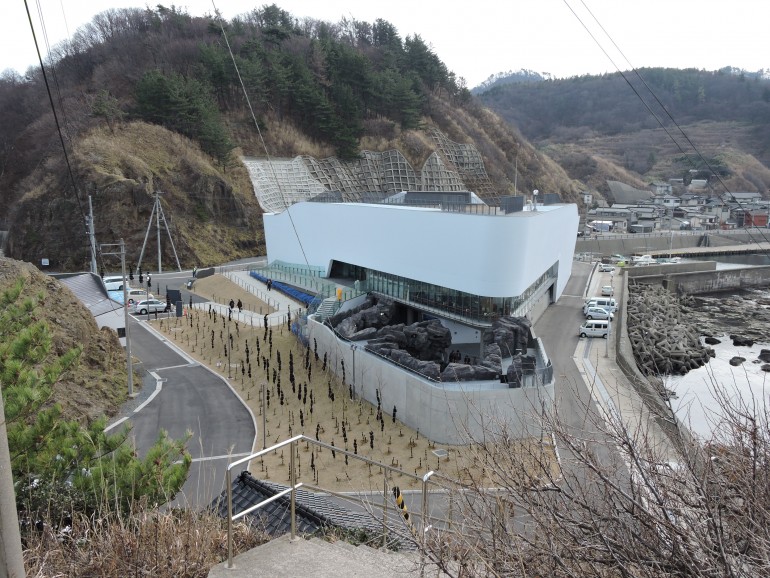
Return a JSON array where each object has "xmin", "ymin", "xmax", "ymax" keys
[{"xmin": 630, "ymin": 266, "xmax": 770, "ymax": 295}]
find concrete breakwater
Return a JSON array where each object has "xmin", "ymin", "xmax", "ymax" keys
[
  {"xmin": 626, "ymin": 284, "xmax": 714, "ymax": 376},
  {"xmin": 644, "ymin": 265, "xmax": 770, "ymax": 295}
]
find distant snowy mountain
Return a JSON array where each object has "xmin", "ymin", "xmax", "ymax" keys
[{"xmin": 472, "ymin": 70, "xmax": 553, "ymax": 94}]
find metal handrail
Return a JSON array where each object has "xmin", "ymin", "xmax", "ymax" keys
[{"xmin": 225, "ymin": 434, "xmax": 452, "ymax": 569}]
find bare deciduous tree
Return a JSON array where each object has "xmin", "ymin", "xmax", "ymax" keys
[{"xmin": 418, "ymin": 375, "xmax": 770, "ymax": 577}]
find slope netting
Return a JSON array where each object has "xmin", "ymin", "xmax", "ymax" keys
[{"xmin": 243, "ymin": 130, "xmax": 494, "ymax": 213}]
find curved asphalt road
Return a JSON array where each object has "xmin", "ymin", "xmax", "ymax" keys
[
  {"xmin": 118, "ymin": 260, "xmax": 616, "ymax": 515},
  {"xmin": 109, "ymin": 305, "xmax": 256, "ymax": 509}
]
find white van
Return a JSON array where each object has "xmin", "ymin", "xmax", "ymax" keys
[
  {"xmin": 102, "ymin": 276, "xmax": 125, "ymax": 284},
  {"xmin": 583, "ymin": 297, "xmax": 617, "ymax": 314},
  {"xmin": 579, "ymin": 320, "xmax": 609, "ymax": 338},
  {"xmin": 104, "ymin": 280, "xmax": 127, "ymax": 291}
]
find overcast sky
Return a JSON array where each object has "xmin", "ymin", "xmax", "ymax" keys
[{"xmin": 3, "ymin": 1, "xmax": 769, "ymax": 88}]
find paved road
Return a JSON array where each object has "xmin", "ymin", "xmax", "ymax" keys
[
  {"xmin": 109, "ymin": 314, "xmax": 256, "ymax": 509},
  {"xmin": 536, "ymin": 261, "xmax": 618, "ymax": 469},
  {"xmin": 118, "ymin": 259, "xmax": 621, "ymax": 518}
]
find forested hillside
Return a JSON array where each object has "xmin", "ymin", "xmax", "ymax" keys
[
  {"xmin": 0, "ymin": 4, "xmax": 585, "ymax": 270},
  {"xmin": 478, "ymin": 67, "xmax": 770, "ymax": 195},
  {"xmin": 5, "ymin": 5, "xmax": 769, "ymax": 270}
]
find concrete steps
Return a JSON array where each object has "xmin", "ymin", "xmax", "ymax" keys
[
  {"xmin": 315, "ymin": 297, "xmax": 340, "ymax": 321},
  {"xmin": 208, "ymin": 533, "xmax": 449, "ymax": 578}
]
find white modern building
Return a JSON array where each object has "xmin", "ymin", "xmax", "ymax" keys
[
  {"xmin": 264, "ymin": 194, "xmax": 578, "ymax": 322},
  {"xmin": 255, "ymin": 190, "xmax": 579, "ymax": 443}
]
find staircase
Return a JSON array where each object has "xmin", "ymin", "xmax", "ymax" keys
[
  {"xmin": 314, "ymin": 297, "xmax": 340, "ymax": 322},
  {"xmin": 208, "ymin": 534, "xmax": 448, "ymax": 577}
]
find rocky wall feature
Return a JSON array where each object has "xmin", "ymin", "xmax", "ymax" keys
[
  {"xmin": 364, "ymin": 320, "xmax": 451, "ymax": 381},
  {"xmin": 485, "ymin": 316, "xmax": 531, "ymax": 358},
  {"xmin": 331, "ymin": 294, "xmax": 536, "ymax": 383},
  {"xmin": 332, "ymin": 295, "xmax": 397, "ymax": 339},
  {"xmin": 627, "ymin": 284, "xmax": 714, "ymax": 376}
]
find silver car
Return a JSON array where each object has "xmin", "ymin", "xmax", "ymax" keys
[
  {"xmin": 584, "ymin": 306, "xmax": 614, "ymax": 321},
  {"xmin": 131, "ymin": 298, "xmax": 168, "ymax": 315}
]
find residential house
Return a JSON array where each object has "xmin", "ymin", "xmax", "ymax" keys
[
  {"xmin": 721, "ymin": 191, "xmax": 762, "ymax": 205},
  {"xmin": 744, "ymin": 209, "xmax": 769, "ymax": 228},
  {"xmin": 652, "ymin": 194, "xmax": 681, "ymax": 210},
  {"xmin": 649, "ymin": 181, "xmax": 673, "ymax": 195},
  {"xmin": 679, "ymin": 193, "xmax": 706, "ymax": 208}
]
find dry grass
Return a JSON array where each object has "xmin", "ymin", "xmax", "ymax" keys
[
  {"xmin": 24, "ymin": 508, "xmax": 268, "ymax": 578},
  {"xmin": 159, "ymin": 274, "xmax": 560, "ymax": 494}
]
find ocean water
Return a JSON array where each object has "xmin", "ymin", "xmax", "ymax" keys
[
  {"xmin": 666, "ymin": 336, "xmax": 770, "ymax": 441},
  {"xmin": 661, "ymin": 256, "xmax": 770, "ymax": 440}
]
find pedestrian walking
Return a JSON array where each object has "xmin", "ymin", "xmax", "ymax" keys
[
  {"xmin": 237, "ymin": 299, "xmax": 242, "ymax": 312},
  {"xmin": 229, "ymin": 298, "xmax": 235, "ymax": 311}
]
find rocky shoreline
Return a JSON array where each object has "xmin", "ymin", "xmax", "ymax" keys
[
  {"xmin": 627, "ymin": 284, "xmax": 770, "ymax": 377},
  {"xmin": 626, "ymin": 284, "xmax": 714, "ymax": 376}
]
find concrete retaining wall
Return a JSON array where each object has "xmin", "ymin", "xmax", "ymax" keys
[
  {"xmin": 576, "ymin": 229, "xmax": 770, "ymax": 258},
  {"xmin": 631, "ymin": 265, "xmax": 770, "ymax": 294},
  {"xmin": 306, "ymin": 317, "xmax": 554, "ymax": 445},
  {"xmin": 614, "ymin": 271, "xmax": 699, "ymax": 457},
  {"xmin": 625, "ymin": 261, "xmax": 715, "ymax": 278}
]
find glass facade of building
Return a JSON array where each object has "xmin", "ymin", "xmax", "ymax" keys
[{"xmin": 332, "ymin": 261, "xmax": 559, "ymax": 325}]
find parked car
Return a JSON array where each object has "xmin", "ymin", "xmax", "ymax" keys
[
  {"xmin": 127, "ymin": 289, "xmax": 153, "ymax": 304},
  {"xmin": 584, "ymin": 297, "xmax": 617, "ymax": 314},
  {"xmin": 579, "ymin": 319, "xmax": 609, "ymax": 338},
  {"xmin": 631, "ymin": 254, "xmax": 656, "ymax": 266},
  {"xmin": 108, "ymin": 288, "xmax": 153, "ymax": 305},
  {"xmin": 598, "ymin": 263, "xmax": 615, "ymax": 273},
  {"xmin": 601, "ymin": 285, "xmax": 614, "ymax": 296},
  {"xmin": 130, "ymin": 299, "xmax": 168, "ymax": 315},
  {"xmin": 585, "ymin": 306, "xmax": 614, "ymax": 321}
]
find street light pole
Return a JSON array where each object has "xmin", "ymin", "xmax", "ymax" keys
[
  {"xmin": 101, "ymin": 241, "xmax": 135, "ymax": 397},
  {"xmin": 262, "ymin": 380, "xmax": 267, "ymax": 450},
  {"xmin": 227, "ymin": 311, "xmax": 232, "ymax": 380}
]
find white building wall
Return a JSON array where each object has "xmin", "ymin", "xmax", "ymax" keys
[
  {"xmin": 264, "ymin": 202, "xmax": 578, "ymax": 301},
  {"xmin": 308, "ymin": 318, "xmax": 554, "ymax": 444}
]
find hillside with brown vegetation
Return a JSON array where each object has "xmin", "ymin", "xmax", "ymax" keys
[
  {"xmin": 479, "ymin": 68, "xmax": 770, "ymax": 198},
  {"xmin": 0, "ymin": 257, "xmax": 127, "ymax": 420},
  {"xmin": 7, "ymin": 122, "xmax": 264, "ymax": 271},
  {"xmin": 0, "ymin": 5, "xmax": 583, "ymax": 272}
]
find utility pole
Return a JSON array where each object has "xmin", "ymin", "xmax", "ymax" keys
[
  {"xmin": 0, "ymin": 384, "xmax": 25, "ymax": 578},
  {"xmin": 156, "ymin": 190, "xmax": 162, "ymax": 274},
  {"xmin": 87, "ymin": 196, "xmax": 97, "ymax": 275},
  {"xmin": 101, "ymin": 240, "xmax": 135, "ymax": 398},
  {"xmin": 136, "ymin": 191, "xmax": 183, "ymax": 276},
  {"xmin": 514, "ymin": 149, "xmax": 518, "ymax": 196}
]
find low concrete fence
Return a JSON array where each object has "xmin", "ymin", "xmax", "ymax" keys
[
  {"xmin": 625, "ymin": 261, "xmax": 715, "ymax": 278},
  {"xmin": 306, "ymin": 317, "xmax": 554, "ymax": 445},
  {"xmin": 630, "ymin": 265, "xmax": 770, "ymax": 295}
]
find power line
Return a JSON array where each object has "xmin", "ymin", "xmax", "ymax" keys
[
  {"xmin": 565, "ymin": 0, "xmax": 770, "ymax": 248},
  {"xmin": 210, "ymin": 1, "xmax": 312, "ymax": 269},
  {"xmin": 24, "ymin": 0, "xmax": 93, "ymax": 266}
]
